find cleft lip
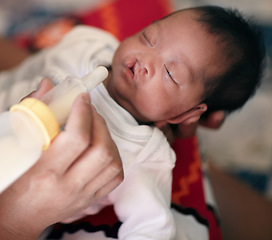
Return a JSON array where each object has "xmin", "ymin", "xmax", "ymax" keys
[
  {"xmin": 126, "ymin": 62, "xmax": 135, "ymax": 80},
  {"xmin": 127, "ymin": 61, "xmax": 135, "ymax": 73},
  {"xmin": 125, "ymin": 59, "xmax": 138, "ymax": 87},
  {"xmin": 130, "ymin": 66, "xmax": 134, "ymax": 75}
]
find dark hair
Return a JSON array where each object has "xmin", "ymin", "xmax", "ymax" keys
[{"xmin": 193, "ymin": 6, "xmax": 266, "ymax": 117}]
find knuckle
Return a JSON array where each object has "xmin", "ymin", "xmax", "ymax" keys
[
  {"xmin": 64, "ymin": 176, "xmax": 86, "ymax": 198},
  {"xmin": 63, "ymin": 131, "xmax": 90, "ymax": 152},
  {"xmin": 115, "ymin": 171, "xmax": 124, "ymax": 183},
  {"xmin": 65, "ymin": 180, "xmax": 81, "ymax": 197},
  {"xmin": 93, "ymin": 144, "xmax": 123, "ymax": 176},
  {"xmin": 73, "ymin": 132, "xmax": 90, "ymax": 147},
  {"xmin": 96, "ymin": 113, "xmax": 107, "ymax": 125},
  {"xmin": 109, "ymin": 159, "xmax": 123, "ymax": 176},
  {"xmin": 32, "ymin": 170, "xmax": 58, "ymax": 190},
  {"xmin": 96, "ymin": 145, "xmax": 115, "ymax": 165}
]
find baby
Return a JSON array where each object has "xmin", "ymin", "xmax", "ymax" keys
[{"xmin": 0, "ymin": 5, "xmax": 265, "ymax": 239}]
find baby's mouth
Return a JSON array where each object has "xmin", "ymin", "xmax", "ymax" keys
[
  {"xmin": 127, "ymin": 63, "xmax": 136, "ymax": 82},
  {"xmin": 127, "ymin": 64, "xmax": 137, "ymax": 87},
  {"xmin": 129, "ymin": 66, "xmax": 135, "ymax": 76},
  {"xmin": 126, "ymin": 60, "xmax": 137, "ymax": 84}
]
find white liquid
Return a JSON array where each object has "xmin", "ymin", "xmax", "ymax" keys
[
  {"xmin": 0, "ymin": 136, "xmax": 41, "ymax": 192},
  {"xmin": 0, "ymin": 112, "xmax": 43, "ymax": 193}
]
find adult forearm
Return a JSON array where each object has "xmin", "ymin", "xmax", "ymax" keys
[
  {"xmin": 0, "ymin": 215, "xmax": 42, "ymax": 240},
  {"xmin": 0, "ymin": 227, "xmax": 40, "ymax": 240}
]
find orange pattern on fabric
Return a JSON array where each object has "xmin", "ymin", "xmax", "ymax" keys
[
  {"xmin": 172, "ymin": 137, "xmax": 202, "ymax": 204},
  {"xmin": 158, "ymin": 0, "xmax": 174, "ymax": 16},
  {"xmin": 32, "ymin": 18, "xmax": 77, "ymax": 50},
  {"xmin": 99, "ymin": 2, "xmax": 121, "ymax": 39}
]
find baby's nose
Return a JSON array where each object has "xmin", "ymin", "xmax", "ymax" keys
[
  {"xmin": 134, "ymin": 61, "xmax": 148, "ymax": 77},
  {"xmin": 138, "ymin": 56, "xmax": 155, "ymax": 79}
]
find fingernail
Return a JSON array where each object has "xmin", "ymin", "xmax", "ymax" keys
[
  {"xmin": 37, "ymin": 81, "xmax": 43, "ymax": 91},
  {"xmin": 82, "ymin": 93, "xmax": 91, "ymax": 105}
]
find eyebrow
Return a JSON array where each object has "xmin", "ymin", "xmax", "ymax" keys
[
  {"xmin": 181, "ymin": 57, "xmax": 196, "ymax": 85},
  {"xmin": 154, "ymin": 21, "xmax": 197, "ymax": 86},
  {"xmin": 174, "ymin": 55, "xmax": 196, "ymax": 87},
  {"xmin": 155, "ymin": 20, "xmax": 197, "ymax": 86}
]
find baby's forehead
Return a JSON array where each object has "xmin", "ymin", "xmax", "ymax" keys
[
  {"xmin": 162, "ymin": 8, "xmax": 201, "ymax": 23},
  {"xmin": 155, "ymin": 9, "xmax": 209, "ymax": 39},
  {"xmin": 145, "ymin": 9, "xmax": 228, "ymax": 81}
]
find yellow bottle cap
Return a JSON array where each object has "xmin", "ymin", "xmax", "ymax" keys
[{"xmin": 10, "ymin": 98, "xmax": 60, "ymax": 150}]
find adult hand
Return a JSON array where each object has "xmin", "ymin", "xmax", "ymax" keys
[{"xmin": 0, "ymin": 78, "xmax": 124, "ymax": 239}]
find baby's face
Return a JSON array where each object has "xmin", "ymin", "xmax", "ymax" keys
[{"xmin": 105, "ymin": 9, "xmax": 224, "ymax": 123}]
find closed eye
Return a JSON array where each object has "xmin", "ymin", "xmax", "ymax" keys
[
  {"xmin": 164, "ymin": 65, "xmax": 178, "ymax": 85},
  {"xmin": 143, "ymin": 31, "xmax": 153, "ymax": 47}
]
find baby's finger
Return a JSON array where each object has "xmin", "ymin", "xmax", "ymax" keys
[{"xmin": 32, "ymin": 78, "xmax": 54, "ymax": 98}]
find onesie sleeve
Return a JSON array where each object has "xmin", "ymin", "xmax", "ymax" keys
[
  {"xmin": 0, "ymin": 51, "xmax": 47, "ymax": 111},
  {"xmin": 0, "ymin": 25, "xmax": 118, "ymax": 112},
  {"xmin": 108, "ymin": 133, "xmax": 177, "ymax": 240}
]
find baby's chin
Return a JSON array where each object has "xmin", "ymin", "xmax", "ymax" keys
[
  {"xmin": 136, "ymin": 119, "xmax": 155, "ymax": 126},
  {"xmin": 134, "ymin": 112, "xmax": 159, "ymax": 126}
]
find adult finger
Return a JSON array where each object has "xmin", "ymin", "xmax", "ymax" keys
[
  {"xmin": 65, "ymin": 106, "xmax": 123, "ymax": 190},
  {"xmin": 23, "ymin": 78, "xmax": 54, "ymax": 100},
  {"xmin": 39, "ymin": 93, "xmax": 93, "ymax": 174},
  {"xmin": 85, "ymin": 168, "xmax": 124, "ymax": 203}
]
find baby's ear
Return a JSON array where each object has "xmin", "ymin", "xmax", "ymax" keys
[{"xmin": 167, "ymin": 103, "xmax": 207, "ymax": 125}]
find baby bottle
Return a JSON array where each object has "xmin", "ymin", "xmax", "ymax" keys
[{"xmin": 0, "ymin": 66, "xmax": 108, "ymax": 193}]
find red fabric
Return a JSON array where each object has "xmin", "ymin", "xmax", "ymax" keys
[
  {"xmin": 172, "ymin": 137, "xmax": 222, "ymax": 240},
  {"xmin": 76, "ymin": 0, "xmax": 172, "ymax": 41}
]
